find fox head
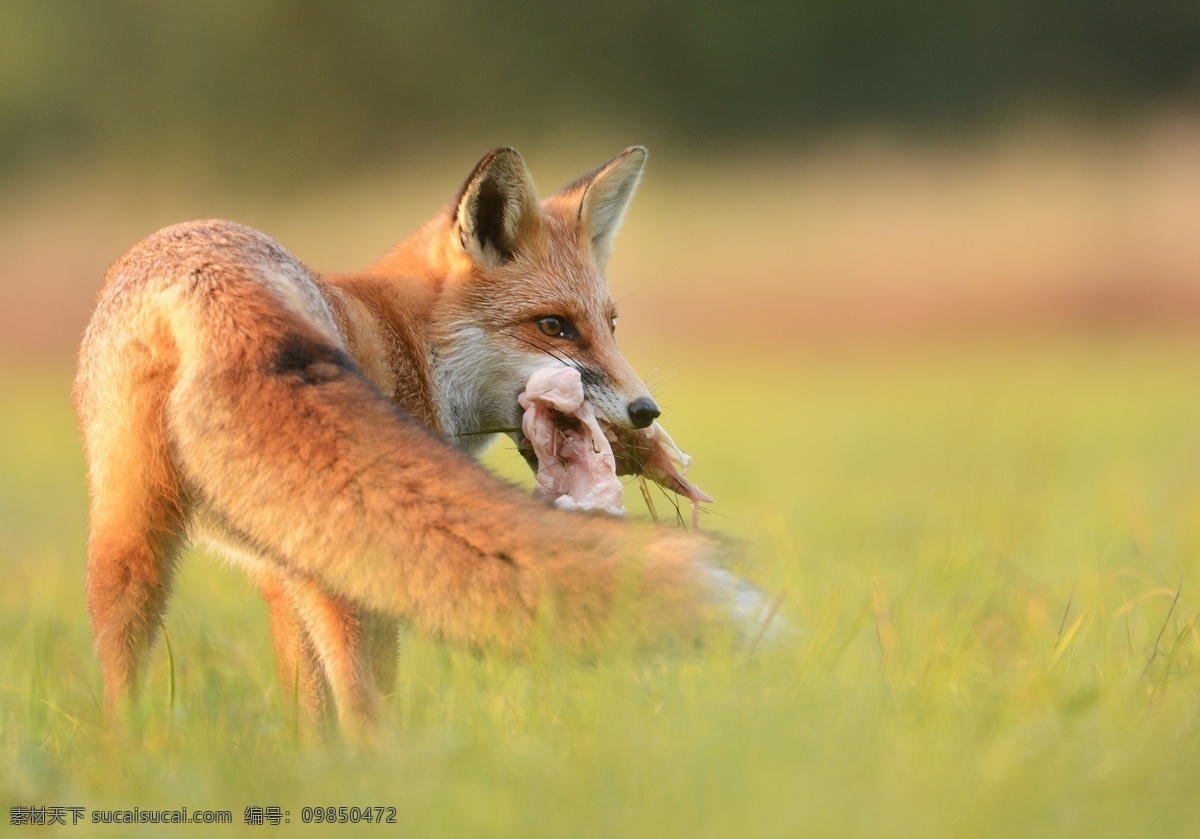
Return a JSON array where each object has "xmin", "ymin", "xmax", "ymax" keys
[{"xmin": 426, "ymin": 147, "xmax": 660, "ymax": 451}]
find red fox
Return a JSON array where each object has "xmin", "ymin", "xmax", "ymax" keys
[{"xmin": 74, "ymin": 147, "xmax": 765, "ymax": 734}]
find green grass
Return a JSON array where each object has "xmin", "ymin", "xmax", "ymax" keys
[{"xmin": 3, "ymin": 338, "xmax": 1200, "ymax": 837}]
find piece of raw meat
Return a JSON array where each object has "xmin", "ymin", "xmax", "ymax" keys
[{"xmin": 517, "ymin": 366, "xmax": 712, "ymax": 525}]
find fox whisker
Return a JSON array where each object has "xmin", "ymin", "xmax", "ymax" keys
[
  {"xmin": 515, "ymin": 333, "xmax": 579, "ymax": 370},
  {"xmin": 451, "ymin": 427, "xmax": 522, "ymax": 437}
]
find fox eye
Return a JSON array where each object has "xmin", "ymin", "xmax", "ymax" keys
[
  {"xmin": 537, "ymin": 316, "xmax": 571, "ymax": 339},
  {"xmin": 609, "ymin": 316, "xmax": 617, "ymax": 334}
]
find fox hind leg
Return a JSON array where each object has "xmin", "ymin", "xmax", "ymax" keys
[
  {"xmin": 256, "ymin": 570, "xmax": 332, "ymax": 728},
  {"xmin": 81, "ymin": 381, "xmax": 187, "ymax": 713},
  {"xmin": 284, "ymin": 578, "xmax": 387, "ymax": 738},
  {"xmin": 260, "ymin": 580, "xmax": 400, "ymax": 736},
  {"xmin": 364, "ymin": 612, "xmax": 400, "ymax": 699},
  {"xmin": 86, "ymin": 503, "xmax": 185, "ymax": 712}
]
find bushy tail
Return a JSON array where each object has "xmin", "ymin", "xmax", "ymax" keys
[{"xmin": 166, "ymin": 276, "xmax": 741, "ymax": 652}]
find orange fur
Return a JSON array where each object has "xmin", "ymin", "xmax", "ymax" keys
[{"xmin": 74, "ymin": 148, "xmax": 734, "ymax": 734}]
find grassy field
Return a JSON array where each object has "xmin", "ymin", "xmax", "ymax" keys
[{"xmin": 2, "ymin": 335, "xmax": 1199, "ymax": 837}]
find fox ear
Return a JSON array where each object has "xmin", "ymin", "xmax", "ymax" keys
[
  {"xmin": 453, "ymin": 147, "xmax": 540, "ymax": 267},
  {"xmin": 575, "ymin": 146, "xmax": 647, "ymax": 268}
]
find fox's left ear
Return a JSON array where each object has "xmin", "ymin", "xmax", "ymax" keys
[{"xmin": 572, "ymin": 147, "xmax": 647, "ymax": 268}]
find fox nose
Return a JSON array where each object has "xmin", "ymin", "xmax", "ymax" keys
[{"xmin": 627, "ymin": 397, "xmax": 661, "ymax": 429}]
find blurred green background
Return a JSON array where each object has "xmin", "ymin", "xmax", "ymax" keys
[
  {"xmin": 3, "ymin": 0, "xmax": 1200, "ymax": 181},
  {"xmin": 4, "ymin": 5, "xmax": 1200, "ymax": 837},
  {"xmin": 1, "ymin": 0, "xmax": 1200, "ymax": 362}
]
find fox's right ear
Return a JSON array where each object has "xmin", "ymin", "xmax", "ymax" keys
[
  {"xmin": 575, "ymin": 146, "xmax": 647, "ymax": 268},
  {"xmin": 452, "ymin": 148, "xmax": 540, "ymax": 268}
]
